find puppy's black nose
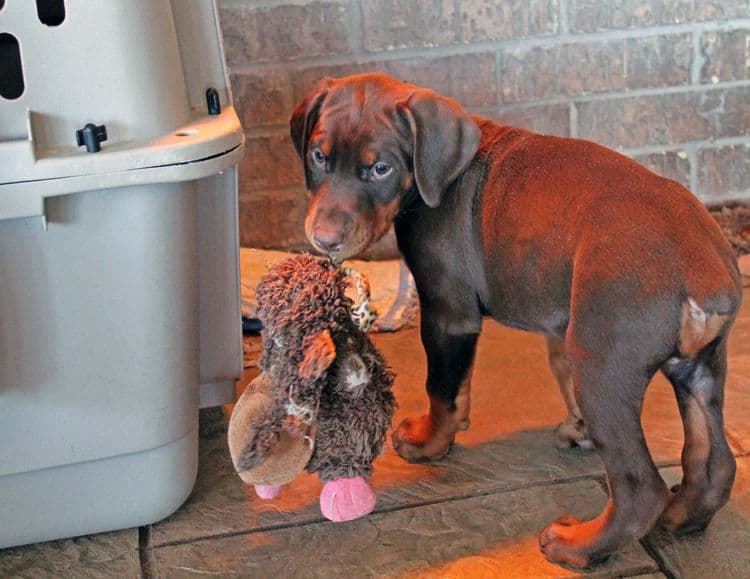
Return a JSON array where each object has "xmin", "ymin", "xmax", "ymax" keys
[{"xmin": 313, "ymin": 231, "xmax": 345, "ymax": 253}]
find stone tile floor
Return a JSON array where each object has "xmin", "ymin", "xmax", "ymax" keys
[{"xmin": 2, "ymin": 280, "xmax": 749, "ymax": 578}]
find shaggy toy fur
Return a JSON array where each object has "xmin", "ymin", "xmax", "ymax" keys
[{"xmin": 237, "ymin": 254, "xmax": 396, "ymax": 482}]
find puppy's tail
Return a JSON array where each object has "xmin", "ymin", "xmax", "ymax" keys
[{"xmin": 678, "ymin": 296, "xmax": 735, "ymax": 358}]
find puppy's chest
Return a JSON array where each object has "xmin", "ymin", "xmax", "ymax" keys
[{"xmin": 480, "ymin": 241, "xmax": 573, "ymax": 335}]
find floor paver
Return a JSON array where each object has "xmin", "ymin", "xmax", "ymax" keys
[{"xmin": 2, "ymin": 287, "xmax": 748, "ymax": 578}]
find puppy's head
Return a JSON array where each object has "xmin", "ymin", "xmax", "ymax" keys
[{"xmin": 290, "ymin": 73, "xmax": 480, "ymax": 259}]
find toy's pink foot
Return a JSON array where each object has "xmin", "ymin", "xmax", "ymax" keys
[
  {"xmin": 254, "ymin": 484, "xmax": 282, "ymax": 499},
  {"xmin": 320, "ymin": 477, "xmax": 376, "ymax": 522}
]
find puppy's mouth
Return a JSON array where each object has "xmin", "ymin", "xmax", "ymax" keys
[
  {"xmin": 306, "ymin": 198, "xmax": 400, "ymax": 261},
  {"xmin": 308, "ymin": 232, "xmax": 372, "ymax": 262}
]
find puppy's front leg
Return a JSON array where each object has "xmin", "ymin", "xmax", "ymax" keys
[{"xmin": 392, "ymin": 306, "xmax": 479, "ymax": 462}]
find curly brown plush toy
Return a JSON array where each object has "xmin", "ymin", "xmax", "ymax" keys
[{"xmin": 228, "ymin": 254, "xmax": 396, "ymax": 522}]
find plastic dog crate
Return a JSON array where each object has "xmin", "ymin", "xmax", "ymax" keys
[{"xmin": 0, "ymin": 0, "xmax": 244, "ymax": 548}]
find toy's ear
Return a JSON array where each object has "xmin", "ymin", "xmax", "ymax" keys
[
  {"xmin": 236, "ymin": 421, "xmax": 280, "ymax": 472},
  {"xmin": 300, "ymin": 329, "xmax": 336, "ymax": 380},
  {"xmin": 228, "ymin": 374, "xmax": 284, "ymax": 472}
]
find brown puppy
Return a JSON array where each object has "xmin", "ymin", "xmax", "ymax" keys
[{"xmin": 290, "ymin": 73, "xmax": 742, "ymax": 568}]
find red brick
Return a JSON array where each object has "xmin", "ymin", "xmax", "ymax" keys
[
  {"xmin": 258, "ymin": 2, "xmax": 352, "ymax": 62},
  {"xmin": 291, "ymin": 53, "xmax": 497, "ymax": 109},
  {"xmin": 383, "ymin": 53, "xmax": 497, "ymax": 108},
  {"xmin": 701, "ymin": 28, "xmax": 750, "ymax": 83},
  {"xmin": 697, "ymin": 145, "xmax": 750, "ymax": 198},
  {"xmin": 292, "ymin": 63, "xmax": 378, "ymax": 105},
  {"xmin": 221, "ymin": 2, "xmax": 351, "ymax": 65},
  {"xmin": 500, "ymin": 34, "xmax": 692, "ymax": 103},
  {"xmin": 231, "ymin": 71, "xmax": 295, "ymax": 129},
  {"xmin": 458, "ymin": 0, "xmax": 558, "ymax": 42},
  {"xmin": 219, "ymin": 5, "xmax": 260, "ymax": 67},
  {"xmin": 567, "ymin": 0, "xmax": 750, "ymax": 33},
  {"xmin": 632, "ymin": 150, "xmax": 692, "ymax": 189},
  {"xmin": 238, "ymin": 136, "xmax": 304, "ymax": 190},
  {"xmin": 239, "ymin": 189, "xmax": 309, "ymax": 250},
  {"xmin": 576, "ymin": 86, "xmax": 750, "ymax": 149},
  {"xmin": 695, "ymin": 0, "xmax": 750, "ymax": 21},
  {"xmin": 362, "ymin": 0, "xmax": 557, "ymax": 51},
  {"xmin": 362, "ymin": 0, "xmax": 458, "ymax": 51},
  {"xmin": 487, "ymin": 103, "xmax": 570, "ymax": 136}
]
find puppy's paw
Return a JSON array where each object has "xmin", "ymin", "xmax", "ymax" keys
[
  {"xmin": 392, "ymin": 415, "xmax": 454, "ymax": 463},
  {"xmin": 538, "ymin": 515, "xmax": 610, "ymax": 569},
  {"xmin": 658, "ymin": 490, "xmax": 713, "ymax": 537},
  {"xmin": 554, "ymin": 415, "xmax": 595, "ymax": 451}
]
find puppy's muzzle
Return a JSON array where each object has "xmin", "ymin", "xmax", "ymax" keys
[{"xmin": 310, "ymin": 208, "xmax": 354, "ymax": 254}]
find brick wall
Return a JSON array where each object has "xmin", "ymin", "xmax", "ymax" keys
[{"xmin": 219, "ymin": 0, "xmax": 750, "ymax": 251}]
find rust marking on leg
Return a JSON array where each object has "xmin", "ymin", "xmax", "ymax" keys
[
  {"xmin": 679, "ymin": 298, "xmax": 728, "ymax": 358},
  {"xmin": 547, "ymin": 337, "xmax": 593, "ymax": 449},
  {"xmin": 393, "ymin": 366, "xmax": 473, "ymax": 462}
]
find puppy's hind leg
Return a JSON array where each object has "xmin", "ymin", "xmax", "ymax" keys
[
  {"xmin": 546, "ymin": 336, "xmax": 594, "ymax": 450},
  {"xmin": 660, "ymin": 339, "xmax": 736, "ymax": 535},
  {"xmin": 538, "ymin": 343, "xmax": 669, "ymax": 568}
]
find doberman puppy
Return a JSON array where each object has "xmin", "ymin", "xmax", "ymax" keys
[{"xmin": 289, "ymin": 72, "xmax": 742, "ymax": 568}]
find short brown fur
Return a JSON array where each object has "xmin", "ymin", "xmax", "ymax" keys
[{"xmin": 289, "ymin": 73, "xmax": 742, "ymax": 570}]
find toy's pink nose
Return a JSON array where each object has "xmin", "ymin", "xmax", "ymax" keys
[
  {"xmin": 254, "ymin": 484, "xmax": 283, "ymax": 499},
  {"xmin": 320, "ymin": 477, "xmax": 376, "ymax": 522}
]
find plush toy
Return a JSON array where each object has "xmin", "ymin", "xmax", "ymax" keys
[{"xmin": 228, "ymin": 254, "xmax": 396, "ymax": 522}]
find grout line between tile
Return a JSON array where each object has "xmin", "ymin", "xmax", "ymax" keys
[
  {"xmin": 150, "ymin": 471, "xmax": 610, "ymax": 550},
  {"xmin": 639, "ymin": 529, "xmax": 682, "ymax": 579},
  {"xmin": 138, "ymin": 526, "xmax": 157, "ymax": 579},
  {"xmin": 151, "ymin": 458, "xmax": 692, "ymax": 550}
]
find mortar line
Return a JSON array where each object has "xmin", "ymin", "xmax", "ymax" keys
[
  {"xmin": 240, "ymin": 183, "xmax": 305, "ymax": 197},
  {"xmin": 220, "ymin": 0, "xmax": 341, "ymax": 9},
  {"xmin": 227, "ymin": 19, "xmax": 750, "ymax": 75},
  {"xmin": 620, "ymin": 135, "xmax": 750, "ymax": 156},
  {"xmin": 684, "ymin": 142, "xmax": 700, "ymax": 193},
  {"xmin": 348, "ymin": 0, "xmax": 364, "ymax": 54},
  {"xmin": 494, "ymin": 51, "xmax": 503, "ymax": 108},
  {"xmin": 245, "ymin": 97, "xmax": 750, "ymax": 143},
  {"xmin": 571, "ymin": 78, "xmax": 750, "ymax": 104},
  {"xmin": 569, "ymin": 101, "xmax": 578, "ymax": 138},
  {"xmin": 558, "ymin": 0, "xmax": 570, "ymax": 35},
  {"xmin": 691, "ymin": 26, "xmax": 705, "ymax": 85}
]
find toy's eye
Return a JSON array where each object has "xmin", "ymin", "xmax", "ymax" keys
[
  {"xmin": 372, "ymin": 162, "xmax": 392, "ymax": 178},
  {"xmin": 311, "ymin": 148, "xmax": 326, "ymax": 167}
]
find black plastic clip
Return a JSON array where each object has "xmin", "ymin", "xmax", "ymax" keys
[
  {"xmin": 75, "ymin": 123, "xmax": 108, "ymax": 153},
  {"xmin": 206, "ymin": 87, "xmax": 221, "ymax": 116}
]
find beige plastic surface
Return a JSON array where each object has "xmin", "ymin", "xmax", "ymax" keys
[
  {"xmin": 0, "ymin": 0, "xmax": 245, "ymax": 547},
  {"xmin": 0, "ymin": 0, "xmax": 243, "ymax": 219}
]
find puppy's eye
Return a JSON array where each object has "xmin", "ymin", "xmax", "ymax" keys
[
  {"xmin": 311, "ymin": 148, "xmax": 326, "ymax": 167},
  {"xmin": 372, "ymin": 162, "xmax": 392, "ymax": 178}
]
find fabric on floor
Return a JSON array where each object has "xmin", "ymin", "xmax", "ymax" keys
[{"xmin": 240, "ymin": 248, "xmax": 418, "ymax": 332}]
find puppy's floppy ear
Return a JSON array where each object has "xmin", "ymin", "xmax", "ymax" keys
[
  {"xmin": 290, "ymin": 78, "xmax": 330, "ymax": 186},
  {"xmin": 397, "ymin": 91, "xmax": 481, "ymax": 208}
]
